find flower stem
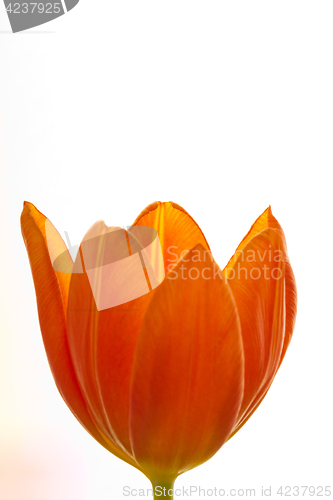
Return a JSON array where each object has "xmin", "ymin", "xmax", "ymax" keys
[{"xmin": 151, "ymin": 480, "xmax": 175, "ymax": 500}]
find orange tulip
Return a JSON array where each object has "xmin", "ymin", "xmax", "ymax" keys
[{"xmin": 21, "ymin": 201, "xmax": 297, "ymax": 499}]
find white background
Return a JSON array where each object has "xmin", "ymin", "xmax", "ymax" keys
[{"xmin": 0, "ymin": 2, "xmax": 332, "ymax": 499}]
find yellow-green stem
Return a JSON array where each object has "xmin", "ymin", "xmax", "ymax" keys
[{"xmin": 151, "ymin": 480, "xmax": 175, "ymax": 500}]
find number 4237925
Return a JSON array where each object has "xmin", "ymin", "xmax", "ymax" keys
[
  {"xmin": 6, "ymin": 3, "xmax": 61, "ymax": 14},
  {"xmin": 276, "ymin": 486, "xmax": 331, "ymax": 496}
]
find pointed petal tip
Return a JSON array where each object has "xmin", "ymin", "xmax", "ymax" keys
[
  {"xmin": 260, "ymin": 205, "xmax": 272, "ymax": 218},
  {"xmin": 21, "ymin": 202, "xmax": 33, "ymax": 230},
  {"xmin": 23, "ymin": 200, "xmax": 35, "ymax": 208},
  {"xmin": 22, "ymin": 200, "xmax": 31, "ymax": 213},
  {"xmin": 22, "ymin": 201, "xmax": 39, "ymax": 217}
]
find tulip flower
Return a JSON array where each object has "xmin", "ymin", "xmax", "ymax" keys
[{"xmin": 21, "ymin": 201, "xmax": 297, "ymax": 499}]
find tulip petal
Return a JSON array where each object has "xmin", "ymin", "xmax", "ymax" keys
[
  {"xmin": 133, "ymin": 201, "xmax": 210, "ymax": 275},
  {"xmin": 129, "ymin": 245, "xmax": 244, "ymax": 481},
  {"xmin": 66, "ymin": 221, "xmax": 156, "ymax": 460},
  {"xmin": 22, "ymin": 202, "xmax": 72, "ymax": 311},
  {"xmin": 226, "ymin": 228, "xmax": 285, "ymax": 431},
  {"xmin": 21, "ymin": 202, "xmax": 137, "ymax": 468},
  {"xmin": 226, "ymin": 209, "xmax": 297, "ymax": 440},
  {"xmin": 224, "ymin": 206, "xmax": 297, "ymax": 368}
]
